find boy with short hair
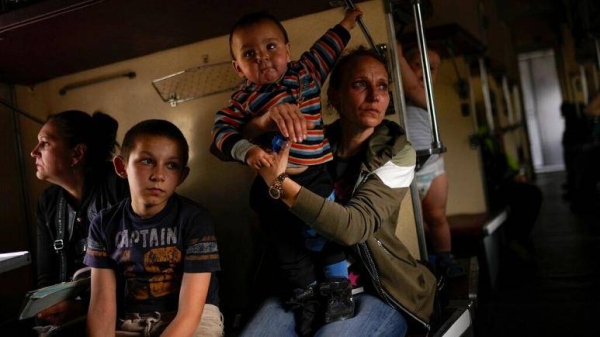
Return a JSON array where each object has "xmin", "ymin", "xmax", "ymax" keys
[
  {"xmin": 85, "ymin": 119, "xmax": 222, "ymax": 337},
  {"xmin": 211, "ymin": 9, "xmax": 361, "ymax": 336}
]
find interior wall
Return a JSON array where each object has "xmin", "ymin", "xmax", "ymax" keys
[
  {"xmin": 0, "ymin": 84, "xmax": 35, "ymax": 323},
  {"xmin": 432, "ymin": 55, "xmax": 487, "ymax": 215},
  {"xmin": 14, "ymin": 0, "xmax": 411, "ymax": 314},
  {"xmin": 488, "ymin": 77, "xmax": 520, "ymax": 164}
]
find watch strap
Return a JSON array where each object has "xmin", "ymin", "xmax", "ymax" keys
[{"xmin": 269, "ymin": 173, "xmax": 288, "ymax": 199}]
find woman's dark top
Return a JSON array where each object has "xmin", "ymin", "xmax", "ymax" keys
[{"xmin": 36, "ymin": 163, "xmax": 128, "ymax": 287}]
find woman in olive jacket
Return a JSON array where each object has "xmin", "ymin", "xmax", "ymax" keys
[{"xmin": 242, "ymin": 47, "xmax": 436, "ymax": 336}]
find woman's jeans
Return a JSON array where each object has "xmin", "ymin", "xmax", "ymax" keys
[{"xmin": 240, "ymin": 293, "xmax": 407, "ymax": 337}]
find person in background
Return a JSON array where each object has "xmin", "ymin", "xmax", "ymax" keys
[
  {"xmin": 397, "ymin": 42, "xmax": 464, "ymax": 278},
  {"xmin": 479, "ymin": 129, "xmax": 543, "ymax": 262},
  {"xmin": 85, "ymin": 119, "xmax": 222, "ymax": 337},
  {"xmin": 211, "ymin": 9, "xmax": 362, "ymax": 336},
  {"xmin": 568, "ymin": 93, "xmax": 600, "ymax": 212},
  {"xmin": 31, "ymin": 110, "xmax": 128, "ymax": 335},
  {"xmin": 240, "ymin": 47, "xmax": 437, "ymax": 337}
]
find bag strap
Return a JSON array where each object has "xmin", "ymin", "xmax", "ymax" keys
[
  {"xmin": 53, "ymin": 184, "xmax": 101, "ymax": 283},
  {"xmin": 54, "ymin": 195, "xmax": 68, "ymax": 283}
]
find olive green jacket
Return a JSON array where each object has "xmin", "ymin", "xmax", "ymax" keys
[{"xmin": 291, "ymin": 119, "xmax": 437, "ymax": 329}]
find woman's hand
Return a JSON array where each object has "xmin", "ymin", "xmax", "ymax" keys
[
  {"xmin": 265, "ymin": 103, "xmax": 311, "ymax": 143},
  {"xmin": 37, "ymin": 299, "xmax": 84, "ymax": 326},
  {"xmin": 244, "ymin": 103, "xmax": 313, "ymax": 143},
  {"xmin": 258, "ymin": 144, "xmax": 302, "ymax": 207},
  {"xmin": 258, "ymin": 141, "xmax": 290, "ymax": 186}
]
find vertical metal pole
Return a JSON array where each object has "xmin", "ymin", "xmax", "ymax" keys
[
  {"xmin": 512, "ymin": 85, "xmax": 523, "ymax": 124},
  {"xmin": 466, "ymin": 56, "xmax": 491, "ymax": 211},
  {"xmin": 502, "ymin": 76, "xmax": 514, "ymax": 125},
  {"xmin": 466, "ymin": 58, "xmax": 479, "ymax": 131},
  {"xmin": 580, "ymin": 65, "xmax": 589, "ymax": 104},
  {"xmin": 409, "ymin": 182, "xmax": 428, "ymax": 260},
  {"xmin": 593, "ymin": 64, "xmax": 599, "ymax": 93},
  {"xmin": 571, "ymin": 77, "xmax": 581, "ymax": 118},
  {"xmin": 504, "ymin": 77, "xmax": 522, "ymax": 160},
  {"xmin": 595, "ymin": 39, "xmax": 600, "ymax": 71},
  {"xmin": 385, "ymin": 0, "xmax": 428, "ymax": 261},
  {"xmin": 412, "ymin": 0, "xmax": 443, "ymax": 150},
  {"xmin": 479, "ymin": 57, "xmax": 495, "ymax": 132},
  {"xmin": 385, "ymin": 7, "xmax": 407, "ymax": 127}
]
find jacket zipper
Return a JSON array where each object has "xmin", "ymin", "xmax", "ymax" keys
[
  {"xmin": 352, "ymin": 170, "xmax": 370, "ymax": 195},
  {"xmin": 375, "ymin": 238, "xmax": 417, "ymax": 267},
  {"xmin": 357, "ymin": 242, "xmax": 430, "ymax": 331}
]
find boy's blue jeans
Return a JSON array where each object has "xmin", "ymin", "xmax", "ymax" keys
[{"xmin": 240, "ymin": 293, "xmax": 407, "ymax": 337}]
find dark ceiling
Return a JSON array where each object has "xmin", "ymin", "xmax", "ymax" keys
[
  {"xmin": 0, "ymin": 0, "xmax": 598, "ymax": 86},
  {"xmin": 0, "ymin": 0, "xmax": 355, "ymax": 86}
]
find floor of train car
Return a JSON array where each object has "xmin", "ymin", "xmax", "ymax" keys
[{"xmin": 475, "ymin": 171, "xmax": 600, "ymax": 337}]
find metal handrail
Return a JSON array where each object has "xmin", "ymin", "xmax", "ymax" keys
[
  {"xmin": 411, "ymin": 0, "xmax": 445, "ymax": 153},
  {"xmin": 343, "ymin": 0, "xmax": 382, "ymax": 57}
]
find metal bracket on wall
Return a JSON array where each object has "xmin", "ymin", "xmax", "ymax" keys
[
  {"xmin": 58, "ymin": 71, "xmax": 136, "ymax": 96},
  {"xmin": 151, "ymin": 61, "xmax": 241, "ymax": 107}
]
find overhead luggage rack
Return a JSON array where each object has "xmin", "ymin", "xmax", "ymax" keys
[
  {"xmin": 152, "ymin": 61, "xmax": 241, "ymax": 107},
  {"xmin": 398, "ymin": 23, "xmax": 485, "ymax": 58}
]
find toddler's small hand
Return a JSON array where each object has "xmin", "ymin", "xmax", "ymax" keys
[
  {"xmin": 340, "ymin": 7, "xmax": 363, "ymax": 31},
  {"xmin": 246, "ymin": 146, "xmax": 275, "ymax": 171}
]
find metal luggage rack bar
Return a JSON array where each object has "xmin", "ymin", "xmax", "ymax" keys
[{"xmin": 151, "ymin": 61, "xmax": 241, "ymax": 107}]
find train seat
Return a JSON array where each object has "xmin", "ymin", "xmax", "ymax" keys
[{"xmin": 447, "ymin": 208, "xmax": 509, "ymax": 290}]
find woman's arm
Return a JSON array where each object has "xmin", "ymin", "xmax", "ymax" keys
[
  {"xmin": 160, "ymin": 272, "xmax": 211, "ymax": 337},
  {"xmin": 259, "ymin": 144, "xmax": 412, "ymax": 246},
  {"xmin": 87, "ymin": 267, "xmax": 117, "ymax": 337},
  {"xmin": 292, "ymin": 173, "xmax": 408, "ymax": 245},
  {"xmin": 397, "ymin": 43, "xmax": 427, "ymax": 108},
  {"xmin": 243, "ymin": 102, "xmax": 312, "ymax": 144}
]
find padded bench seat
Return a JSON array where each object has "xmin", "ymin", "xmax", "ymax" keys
[
  {"xmin": 446, "ymin": 209, "xmax": 509, "ymax": 290},
  {"xmin": 447, "ymin": 213, "xmax": 489, "ymax": 238},
  {"xmin": 447, "ymin": 210, "xmax": 508, "ymax": 256}
]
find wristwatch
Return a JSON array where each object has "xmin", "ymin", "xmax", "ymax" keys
[{"xmin": 268, "ymin": 173, "xmax": 288, "ymax": 199}]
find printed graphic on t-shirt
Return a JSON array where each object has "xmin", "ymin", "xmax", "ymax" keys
[
  {"xmin": 114, "ymin": 225, "xmax": 184, "ymax": 306},
  {"xmin": 116, "ymin": 227, "xmax": 178, "ymax": 248}
]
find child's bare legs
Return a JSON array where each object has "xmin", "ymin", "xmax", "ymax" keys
[
  {"xmin": 422, "ymin": 173, "xmax": 451, "ymax": 252},
  {"xmin": 422, "ymin": 173, "xmax": 464, "ymax": 277}
]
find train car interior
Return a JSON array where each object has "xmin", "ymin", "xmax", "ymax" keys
[{"xmin": 1, "ymin": 0, "xmax": 599, "ymax": 336}]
